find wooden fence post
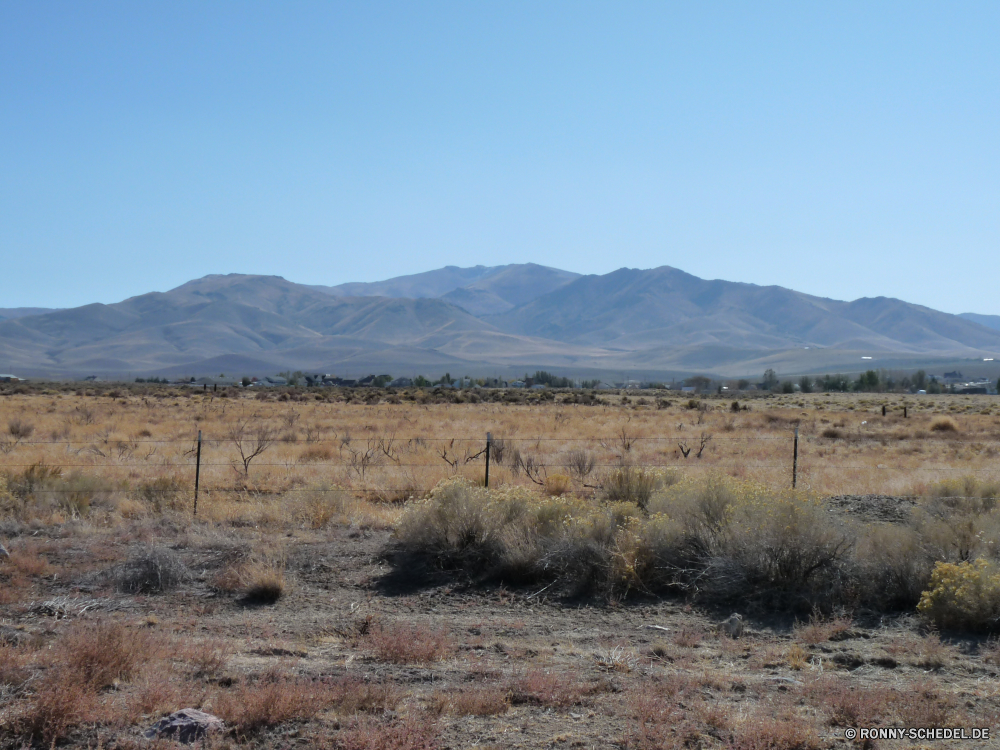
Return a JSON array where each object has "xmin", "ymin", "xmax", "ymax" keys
[
  {"xmin": 485, "ymin": 432, "xmax": 492, "ymax": 488},
  {"xmin": 792, "ymin": 427, "xmax": 799, "ymax": 489},
  {"xmin": 193, "ymin": 430, "xmax": 202, "ymax": 517}
]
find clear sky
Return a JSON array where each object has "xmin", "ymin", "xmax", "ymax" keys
[{"xmin": 2, "ymin": 2, "xmax": 998, "ymax": 313}]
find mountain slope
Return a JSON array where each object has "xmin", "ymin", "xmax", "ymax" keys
[
  {"xmin": 310, "ymin": 263, "xmax": 580, "ymax": 316},
  {"xmin": 0, "ymin": 307, "xmax": 59, "ymax": 321},
  {"xmin": 960, "ymin": 312, "xmax": 1000, "ymax": 332},
  {"xmin": 2, "ymin": 267, "xmax": 999, "ymax": 378},
  {"xmin": 493, "ymin": 266, "xmax": 1000, "ymax": 354},
  {"xmin": 0, "ymin": 274, "xmax": 495, "ymax": 374}
]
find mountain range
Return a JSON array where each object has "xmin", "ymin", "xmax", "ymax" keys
[{"xmin": 2, "ymin": 264, "xmax": 999, "ymax": 380}]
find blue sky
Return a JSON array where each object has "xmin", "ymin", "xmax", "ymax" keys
[{"xmin": 2, "ymin": 2, "xmax": 998, "ymax": 313}]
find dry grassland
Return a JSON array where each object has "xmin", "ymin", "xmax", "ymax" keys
[{"xmin": 1, "ymin": 385, "xmax": 999, "ymax": 748}]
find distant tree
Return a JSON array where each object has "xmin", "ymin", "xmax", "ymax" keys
[
  {"xmin": 736, "ymin": 379, "xmax": 750, "ymax": 390},
  {"xmin": 414, "ymin": 375, "xmax": 431, "ymax": 387},
  {"xmin": 855, "ymin": 370, "xmax": 880, "ymax": 392},
  {"xmin": 581, "ymin": 379, "xmax": 601, "ymax": 389},
  {"xmin": 799, "ymin": 376, "xmax": 813, "ymax": 393},
  {"xmin": 241, "ymin": 376, "xmax": 252, "ymax": 387},
  {"xmin": 686, "ymin": 375, "xmax": 711, "ymax": 391},
  {"xmin": 781, "ymin": 380, "xmax": 795, "ymax": 393},
  {"xmin": 914, "ymin": 370, "xmax": 928, "ymax": 390},
  {"xmin": 821, "ymin": 373, "xmax": 851, "ymax": 392},
  {"xmin": 762, "ymin": 369, "xmax": 779, "ymax": 390},
  {"xmin": 533, "ymin": 370, "xmax": 572, "ymax": 388},
  {"xmin": 373, "ymin": 374, "xmax": 393, "ymax": 387}
]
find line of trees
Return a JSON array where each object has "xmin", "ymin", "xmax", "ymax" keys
[{"xmin": 759, "ymin": 368, "xmax": 961, "ymax": 394}]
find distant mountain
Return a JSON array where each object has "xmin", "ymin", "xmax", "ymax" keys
[
  {"xmin": 310, "ymin": 263, "xmax": 580, "ymax": 316},
  {"xmin": 3, "ymin": 267, "xmax": 1000, "ymax": 379},
  {"xmin": 0, "ymin": 307, "xmax": 59, "ymax": 321},
  {"xmin": 959, "ymin": 312, "xmax": 1000, "ymax": 332},
  {"xmin": 494, "ymin": 266, "xmax": 1000, "ymax": 354},
  {"xmin": 0, "ymin": 274, "xmax": 498, "ymax": 375}
]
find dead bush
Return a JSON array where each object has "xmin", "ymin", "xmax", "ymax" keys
[
  {"xmin": 364, "ymin": 621, "xmax": 452, "ymax": 664},
  {"xmin": 930, "ymin": 415, "xmax": 959, "ymax": 432},
  {"xmin": 726, "ymin": 713, "xmax": 820, "ymax": 750},
  {"xmin": 56, "ymin": 619, "xmax": 162, "ymax": 689},
  {"xmin": 11, "ymin": 668, "xmax": 97, "ymax": 744},
  {"xmin": 242, "ymin": 562, "xmax": 286, "ymax": 604},
  {"xmin": 447, "ymin": 684, "xmax": 510, "ymax": 716},
  {"xmin": 336, "ymin": 714, "xmax": 441, "ymax": 750},
  {"xmin": 793, "ymin": 612, "xmax": 854, "ymax": 644},
  {"xmin": 509, "ymin": 669, "xmax": 601, "ymax": 708},
  {"xmin": 298, "ymin": 444, "xmax": 334, "ymax": 462},
  {"xmin": 134, "ymin": 476, "xmax": 187, "ymax": 513},
  {"xmin": 115, "ymin": 545, "xmax": 188, "ymax": 593},
  {"xmin": 215, "ymin": 669, "xmax": 335, "ymax": 733},
  {"xmin": 330, "ymin": 675, "xmax": 402, "ymax": 714},
  {"xmin": 544, "ymin": 473, "xmax": 572, "ymax": 497}
]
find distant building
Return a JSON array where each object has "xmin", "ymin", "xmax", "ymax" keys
[
  {"xmin": 509, "ymin": 380, "xmax": 526, "ymax": 388},
  {"xmin": 389, "ymin": 377, "xmax": 412, "ymax": 387},
  {"xmin": 323, "ymin": 377, "xmax": 356, "ymax": 387},
  {"xmin": 0, "ymin": 374, "xmax": 20, "ymax": 382}
]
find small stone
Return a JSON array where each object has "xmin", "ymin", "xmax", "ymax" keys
[
  {"xmin": 0, "ymin": 543, "xmax": 9, "ymax": 559},
  {"xmin": 144, "ymin": 709, "xmax": 224, "ymax": 744}
]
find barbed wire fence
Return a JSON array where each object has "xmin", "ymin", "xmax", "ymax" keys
[{"xmin": 2, "ymin": 427, "xmax": 999, "ymax": 516}]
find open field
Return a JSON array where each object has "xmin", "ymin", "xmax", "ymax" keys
[{"xmin": 2, "ymin": 385, "xmax": 1000, "ymax": 748}]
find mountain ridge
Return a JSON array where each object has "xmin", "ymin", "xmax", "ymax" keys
[{"xmin": 2, "ymin": 265, "xmax": 999, "ymax": 379}]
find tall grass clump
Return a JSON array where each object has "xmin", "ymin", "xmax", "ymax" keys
[{"xmin": 643, "ymin": 475, "xmax": 852, "ymax": 606}]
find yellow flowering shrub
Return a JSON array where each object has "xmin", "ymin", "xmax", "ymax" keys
[{"xmin": 918, "ymin": 559, "xmax": 1000, "ymax": 631}]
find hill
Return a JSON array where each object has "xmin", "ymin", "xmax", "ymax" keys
[
  {"xmin": 2, "ymin": 267, "xmax": 999, "ymax": 379},
  {"xmin": 494, "ymin": 266, "xmax": 1000, "ymax": 355},
  {"xmin": 959, "ymin": 312, "xmax": 1000, "ymax": 332},
  {"xmin": 310, "ymin": 263, "xmax": 580, "ymax": 316},
  {"xmin": 0, "ymin": 307, "xmax": 59, "ymax": 321}
]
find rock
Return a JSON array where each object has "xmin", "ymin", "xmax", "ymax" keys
[
  {"xmin": 144, "ymin": 709, "xmax": 224, "ymax": 743},
  {"xmin": 0, "ymin": 543, "xmax": 9, "ymax": 559},
  {"xmin": 720, "ymin": 613, "xmax": 744, "ymax": 638},
  {"xmin": 832, "ymin": 652, "xmax": 865, "ymax": 670}
]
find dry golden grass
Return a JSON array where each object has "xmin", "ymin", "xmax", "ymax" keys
[
  {"xmin": 1, "ymin": 386, "xmax": 999, "ymax": 749},
  {"xmin": 0, "ymin": 388, "xmax": 997, "ymax": 521}
]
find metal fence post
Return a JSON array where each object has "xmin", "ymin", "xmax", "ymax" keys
[
  {"xmin": 194, "ymin": 430, "xmax": 202, "ymax": 517},
  {"xmin": 792, "ymin": 427, "xmax": 799, "ymax": 489},
  {"xmin": 485, "ymin": 432, "xmax": 492, "ymax": 488}
]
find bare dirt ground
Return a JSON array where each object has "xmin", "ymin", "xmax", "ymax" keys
[{"xmin": 3, "ymin": 520, "xmax": 1000, "ymax": 749}]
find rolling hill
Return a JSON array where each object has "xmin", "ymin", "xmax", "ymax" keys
[
  {"xmin": 2, "ymin": 266, "xmax": 999, "ymax": 379},
  {"xmin": 310, "ymin": 263, "xmax": 580, "ymax": 316}
]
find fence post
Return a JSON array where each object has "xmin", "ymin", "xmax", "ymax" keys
[
  {"xmin": 792, "ymin": 427, "xmax": 799, "ymax": 489},
  {"xmin": 193, "ymin": 430, "xmax": 202, "ymax": 517},
  {"xmin": 485, "ymin": 432, "xmax": 492, "ymax": 488},
  {"xmin": 904, "ymin": 406, "xmax": 907, "ymax": 418},
  {"xmin": 882, "ymin": 404, "xmax": 886, "ymax": 417}
]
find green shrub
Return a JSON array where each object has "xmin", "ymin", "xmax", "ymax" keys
[{"xmin": 601, "ymin": 465, "xmax": 661, "ymax": 510}]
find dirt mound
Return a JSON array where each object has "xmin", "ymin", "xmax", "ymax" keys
[{"xmin": 824, "ymin": 494, "xmax": 919, "ymax": 524}]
